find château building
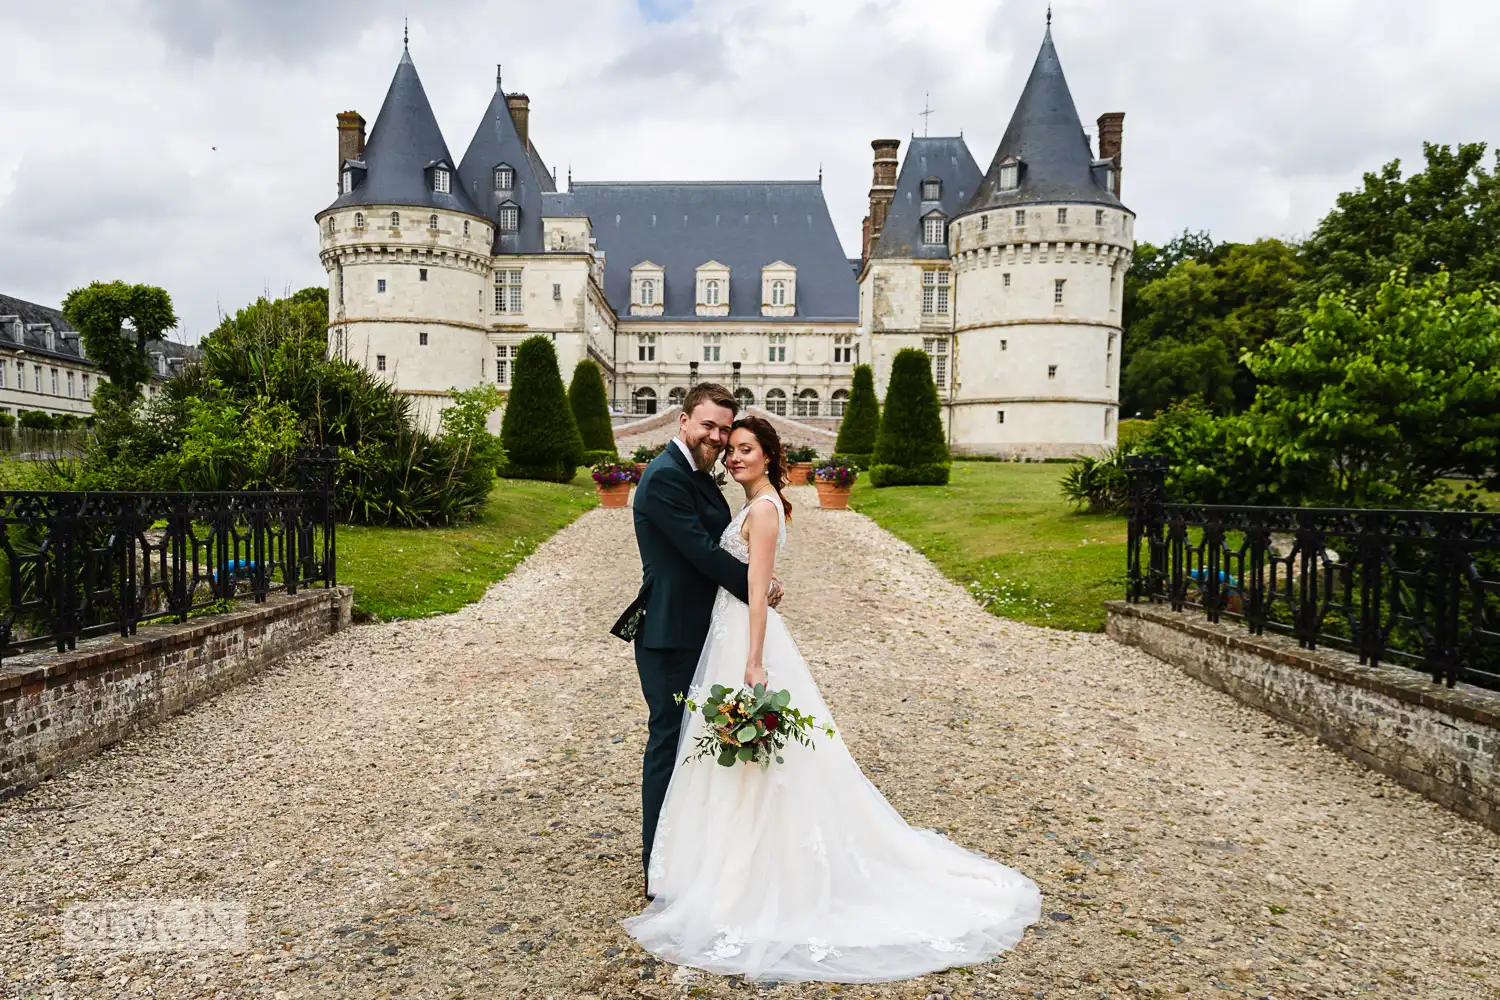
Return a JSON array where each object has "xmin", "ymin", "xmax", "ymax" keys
[{"xmin": 318, "ymin": 20, "xmax": 1131, "ymax": 454}]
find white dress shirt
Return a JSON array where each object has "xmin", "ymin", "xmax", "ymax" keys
[{"xmin": 672, "ymin": 437, "xmax": 698, "ymax": 472}]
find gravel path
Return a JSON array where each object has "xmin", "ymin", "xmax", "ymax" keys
[{"xmin": 3, "ymin": 486, "xmax": 1498, "ymax": 999}]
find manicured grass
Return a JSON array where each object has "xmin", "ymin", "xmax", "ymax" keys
[
  {"xmin": 849, "ymin": 462, "xmax": 1127, "ymax": 632},
  {"xmin": 339, "ymin": 471, "xmax": 597, "ymax": 621}
]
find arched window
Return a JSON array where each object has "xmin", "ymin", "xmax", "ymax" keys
[
  {"xmin": 830, "ymin": 388, "xmax": 851, "ymax": 417},
  {"xmin": 354, "ymin": 211, "xmax": 365, "ymax": 229},
  {"xmin": 463, "ymin": 220, "xmax": 470, "ymax": 238},
  {"xmin": 390, "ymin": 211, "xmax": 401, "ymax": 228},
  {"xmin": 734, "ymin": 387, "xmax": 755, "ymax": 409},
  {"xmin": 633, "ymin": 386, "xmax": 658, "ymax": 415},
  {"xmin": 667, "ymin": 386, "xmax": 687, "ymax": 408},
  {"xmin": 494, "ymin": 165, "xmax": 514, "ymax": 191},
  {"xmin": 429, "ymin": 214, "xmax": 439, "ymax": 230},
  {"xmin": 765, "ymin": 388, "xmax": 787, "ymax": 416},
  {"xmin": 794, "ymin": 388, "xmax": 820, "ymax": 418},
  {"xmin": 705, "ymin": 280, "xmax": 721, "ymax": 306},
  {"xmin": 641, "ymin": 279, "xmax": 655, "ymax": 306},
  {"xmin": 771, "ymin": 280, "xmax": 786, "ymax": 306}
]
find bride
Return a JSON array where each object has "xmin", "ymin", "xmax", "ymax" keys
[{"xmin": 623, "ymin": 416, "xmax": 1041, "ymax": 983}]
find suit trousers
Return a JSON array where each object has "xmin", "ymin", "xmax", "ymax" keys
[{"xmin": 634, "ymin": 641, "xmax": 699, "ymax": 877}]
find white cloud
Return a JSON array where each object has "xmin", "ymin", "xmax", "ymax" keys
[{"xmin": 2, "ymin": 0, "xmax": 1498, "ymax": 338}]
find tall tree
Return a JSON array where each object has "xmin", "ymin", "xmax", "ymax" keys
[{"xmin": 61, "ymin": 280, "xmax": 177, "ymax": 410}]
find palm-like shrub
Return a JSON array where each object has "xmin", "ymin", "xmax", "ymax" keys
[
  {"xmin": 870, "ymin": 349, "xmax": 949, "ymax": 487},
  {"xmin": 569, "ymin": 359, "xmax": 617, "ymax": 467},
  {"xmin": 1058, "ymin": 448, "xmax": 1131, "ymax": 513},
  {"xmin": 834, "ymin": 364, "xmax": 880, "ymax": 468},
  {"xmin": 501, "ymin": 336, "xmax": 585, "ymax": 482}
]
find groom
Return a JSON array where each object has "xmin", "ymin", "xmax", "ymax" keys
[{"xmin": 621, "ymin": 383, "xmax": 781, "ymax": 888}]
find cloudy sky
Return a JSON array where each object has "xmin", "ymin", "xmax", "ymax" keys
[{"xmin": 3, "ymin": 0, "xmax": 1498, "ymax": 340}]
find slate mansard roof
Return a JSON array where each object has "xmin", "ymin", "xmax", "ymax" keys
[
  {"xmin": 554, "ymin": 182, "xmax": 859, "ymax": 322},
  {"xmin": 869, "ymin": 136, "xmax": 982, "ymax": 260},
  {"xmin": 0, "ymin": 293, "xmax": 199, "ymax": 369},
  {"xmin": 962, "ymin": 26, "xmax": 1124, "ymax": 217},
  {"xmin": 458, "ymin": 83, "xmax": 549, "ymax": 254},
  {"xmin": 325, "ymin": 48, "xmax": 483, "ymax": 218}
]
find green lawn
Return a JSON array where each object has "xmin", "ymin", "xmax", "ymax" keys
[
  {"xmin": 849, "ymin": 462, "xmax": 1127, "ymax": 632},
  {"xmin": 339, "ymin": 472, "xmax": 597, "ymax": 621}
]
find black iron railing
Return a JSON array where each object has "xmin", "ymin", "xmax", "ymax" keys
[
  {"xmin": 1124, "ymin": 457, "xmax": 1500, "ymax": 691},
  {"xmin": 0, "ymin": 447, "xmax": 337, "ymax": 662}
]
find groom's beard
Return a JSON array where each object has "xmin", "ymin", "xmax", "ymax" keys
[{"xmin": 690, "ymin": 441, "xmax": 722, "ymax": 472}]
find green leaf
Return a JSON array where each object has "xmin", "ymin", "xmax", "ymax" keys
[
  {"xmin": 736, "ymin": 725, "xmax": 758, "ymax": 742},
  {"xmin": 737, "ymin": 746, "xmax": 755, "ymax": 761},
  {"xmin": 774, "ymin": 690, "xmax": 791, "ymax": 708},
  {"xmin": 775, "ymin": 755, "xmax": 784, "ymax": 764},
  {"xmin": 717, "ymin": 749, "xmax": 737, "ymax": 767},
  {"xmin": 713, "ymin": 713, "xmax": 730, "ymax": 725}
]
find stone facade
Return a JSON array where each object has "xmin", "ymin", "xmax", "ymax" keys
[
  {"xmin": 0, "ymin": 587, "xmax": 353, "ymax": 797},
  {"xmin": 1106, "ymin": 601, "xmax": 1500, "ymax": 834}
]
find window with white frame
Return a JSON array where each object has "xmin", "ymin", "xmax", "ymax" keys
[
  {"xmin": 1095, "ymin": 209, "xmax": 1105, "ymax": 226},
  {"xmin": 494, "ymin": 165, "xmax": 513, "ymax": 191},
  {"xmin": 377, "ymin": 278, "xmax": 386, "ymax": 293},
  {"xmin": 0, "ymin": 361, "xmax": 6, "ymax": 386},
  {"xmin": 922, "ymin": 338, "xmax": 948, "ymax": 390},
  {"xmin": 668, "ymin": 386, "xmax": 687, "ymax": 408},
  {"xmin": 376, "ymin": 354, "xmax": 386, "ymax": 372},
  {"xmin": 434, "ymin": 169, "xmax": 450, "ymax": 194},
  {"xmin": 767, "ymin": 332, "xmax": 787, "ymax": 363},
  {"xmin": 32, "ymin": 365, "xmax": 40, "ymax": 391},
  {"xmin": 1054, "ymin": 278, "xmax": 1066, "ymax": 305},
  {"xmin": 641, "ymin": 279, "xmax": 655, "ymax": 306},
  {"xmin": 390, "ymin": 211, "xmax": 400, "ymax": 228},
  {"xmin": 342, "ymin": 171, "xmax": 352, "ymax": 194},
  {"xmin": 830, "ymin": 388, "xmax": 850, "ymax": 416},
  {"xmin": 734, "ymin": 387, "xmax": 755, "ymax": 409},
  {"xmin": 922, "ymin": 270, "xmax": 951, "ymax": 315},
  {"xmin": 354, "ymin": 211, "xmax": 365, "ymax": 229},
  {"xmin": 794, "ymin": 389, "xmax": 819, "ymax": 418},
  {"xmin": 765, "ymin": 388, "xmax": 787, "ymax": 416},
  {"xmin": 1057, "ymin": 207, "xmax": 1068, "ymax": 224},
  {"xmin": 429, "ymin": 214, "xmax": 439, "ymax": 230},
  {"xmin": 67, "ymin": 371, "xmax": 74, "ymax": 397},
  {"xmin": 922, "ymin": 178, "xmax": 941, "ymax": 200},
  {"xmin": 498, "ymin": 206, "xmax": 518, "ymax": 231},
  {"xmin": 999, "ymin": 162, "xmax": 1019, "ymax": 190},
  {"xmin": 705, "ymin": 280, "xmax": 721, "ymax": 306},
  {"xmin": 923, "ymin": 215, "xmax": 946, "ymax": 245},
  {"xmin": 771, "ymin": 280, "xmax": 786, "ymax": 306},
  {"xmin": 637, "ymin": 332, "xmax": 656, "ymax": 362},
  {"xmin": 833, "ymin": 334, "xmax": 854, "ymax": 364},
  {"xmin": 494, "ymin": 344, "xmax": 516, "ymax": 386},
  {"xmin": 494, "ymin": 269, "xmax": 522, "ymax": 313},
  {"xmin": 702, "ymin": 333, "xmax": 722, "ymax": 362},
  {"xmin": 1015, "ymin": 209, "xmax": 1026, "ymax": 226},
  {"xmin": 82, "ymin": 373, "xmax": 90, "ymax": 395}
]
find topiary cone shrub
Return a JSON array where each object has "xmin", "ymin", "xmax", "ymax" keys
[
  {"xmin": 869, "ymin": 348, "xmax": 950, "ymax": 487},
  {"xmin": 833, "ymin": 363, "xmax": 880, "ymax": 469},
  {"xmin": 500, "ymin": 335, "xmax": 585, "ymax": 482},
  {"xmin": 569, "ymin": 358, "xmax": 618, "ymax": 467}
]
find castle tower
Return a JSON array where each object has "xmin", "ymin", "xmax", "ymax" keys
[
  {"xmin": 314, "ymin": 44, "xmax": 494, "ymax": 432},
  {"xmin": 947, "ymin": 23, "xmax": 1132, "ymax": 457}
]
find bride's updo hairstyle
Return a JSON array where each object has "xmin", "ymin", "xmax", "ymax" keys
[{"xmin": 729, "ymin": 415, "xmax": 793, "ymax": 522}]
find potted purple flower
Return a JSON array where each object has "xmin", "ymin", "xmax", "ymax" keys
[
  {"xmin": 813, "ymin": 464, "xmax": 857, "ymax": 510},
  {"xmin": 592, "ymin": 462, "xmax": 641, "ymax": 508}
]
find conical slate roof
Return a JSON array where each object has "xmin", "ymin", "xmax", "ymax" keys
[
  {"xmin": 961, "ymin": 27, "xmax": 1122, "ymax": 216},
  {"xmin": 326, "ymin": 48, "xmax": 481, "ymax": 216},
  {"xmin": 869, "ymin": 136, "xmax": 982, "ymax": 260},
  {"xmin": 458, "ymin": 82, "xmax": 547, "ymax": 254}
]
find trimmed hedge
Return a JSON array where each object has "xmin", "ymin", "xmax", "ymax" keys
[
  {"xmin": 500, "ymin": 336, "xmax": 585, "ymax": 483},
  {"xmin": 871, "ymin": 348, "xmax": 949, "ymax": 487},
  {"xmin": 569, "ymin": 359, "xmax": 617, "ymax": 459},
  {"xmin": 834, "ymin": 364, "xmax": 879, "ymax": 466}
]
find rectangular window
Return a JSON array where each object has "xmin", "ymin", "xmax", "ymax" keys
[
  {"xmin": 996, "ymin": 410, "xmax": 1005, "ymax": 424},
  {"xmin": 921, "ymin": 180, "xmax": 941, "ymax": 200},
  {"xmin": 434, "ymin": 169, "xmax": 450, "ymax": 194},
  {"xmin": 767, "ymin": 333, "xmax": 787, "ymax": 363},
  {"xmin": 499, "ymin": 206, "xmax": 518, "ymax": 231},
  {"xmin": 495, "ymin": 344, "xmax": 516, "ymax": 386},
  {"xmin": 463, "ymin": 220, "xmax": 470, "ymax": 238},
  {"xmin": 637, "ymin": 333, "xmax": 656, "ymax": 363},
  {"xmin": 419, "ymin": 331, "xmax": 429, "ymax": 346},
  {"xmin": 702, "ymin": 333, "xmax": 722, "ymax": 363},
  {"xmin": 0, "ymin": 361, "xmax": 6, "ymax": 386},
  {"xmin": 980, "ymin": 214, "xmax": 990, "ymax": 231},
  {"xmin": 1106, "ymin": 332, "xmax": 1117, "ymax": 388},
  {"xmin": 936, "ymin": 270, "xmax": 950, "ymax": 314},
  {"xmin": 833, "ymin": 335, "xmax": 854, "ymax": 364},
  {"xmin": 1015, "ymin": 209, "xmax": 1026, "ymax": 227},
  {"xmin": 922, "ymin": 271, "xmax": 935, "ymax": 315},
  {"xmin": 923, "ymin": 216, "xmax": 946, "ymax": 245},
  {"xmin": 923, "ymin": 338, "xmax": 948, "ymax": 390},
  {"xmin": 552, "ymin": 283, "xmax": 562, "ymax": 300},
  {"xmin": 494, "ymin": 269, "xmax": 522, "ymax": 313},
  {"xmin": 67, "ymin": 371, "xmax": 74, "ymax": 397},
  {"xmin": 419, "ymin": 268, "xmax": 428, "ymax": 282},
  {"xmin": 377, "ymin": 278, "xmax": 386, "ymax": 293},
  {"xmin": 1054, "ymin": 279, "xmax": 1065, "ymax": 304},
  {"xmin": 342, "ymin": 172, "xmax": 352, "ymax": 194},
  {"xmin": 1057, "ymin": 207, "xmax": 1068, "ymax": 224},
  {"xmin": 1000, "ymin": 339, "xmax": 1008, "ymax": 351},
  {"xmin": 82, "ymin": 374, "xmax": 90, "ymax": 395},
  {"xmin": 1048, "ymin": 364, "xmax": 1058, "ymax": 379},
  {"xmin": 1002, "ymin": 272, "xmax": 1011, "ymax": 287},
  {"xmin": 1095, "ymin": 209, "xmax": 1105, "ymax": 226},
  {"xmin": 33, "ymin": 365, "xmax": 41, "ymax": 392},
  {"xmin": 376, "ymin": 354, "xmax": 387, "ymax": 372}
]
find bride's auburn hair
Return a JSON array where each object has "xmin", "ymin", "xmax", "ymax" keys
[{"xmin": 729, "ymin": 415, "xmax": 793, "ymax": 522}]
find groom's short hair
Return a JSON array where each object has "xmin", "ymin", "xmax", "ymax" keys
[{"xmin": 682, "ymin": 382, "xmax": 738, "ymax": 418}]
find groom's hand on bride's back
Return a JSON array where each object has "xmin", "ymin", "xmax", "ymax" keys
[{"xmin": 768, "ymin": 578, "xmax": 784, "ymax": 608}]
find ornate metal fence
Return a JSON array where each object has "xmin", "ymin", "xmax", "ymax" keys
[
  {"xmin": 1124, "ymin": 457, "xmax": 1500, "ymax": 691},
  {"xmin": 0, "ymin": 448, "xmax": 336, "ymax": 662}
]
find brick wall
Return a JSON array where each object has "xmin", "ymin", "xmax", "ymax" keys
[
  {"xmin": 0, "ymin": 586, "xmax": 353, "ymax": 797},
  {"xmin": 1105, "ymin": 601, "xmax": 1500, "ymax": 834}
]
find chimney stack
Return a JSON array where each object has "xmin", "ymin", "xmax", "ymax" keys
[
  {"xmin": 863, "ymin": 139, "xmax": 901, "ymax": 261},
  {"xmin": 1096, "ymin": 112, "xmax": 1124, "ymax": 197},
  {"xmin": 506, "ymin": 93, "xmax": 531, "ymax": 148},
  {"xmin": 337, "ymin": 111, "xmax": 366, "ymax": 193}
]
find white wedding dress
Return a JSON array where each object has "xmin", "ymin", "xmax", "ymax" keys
[{"xmin": 623, "ymin": 493, "xmax": 1041, "ymax": 983}]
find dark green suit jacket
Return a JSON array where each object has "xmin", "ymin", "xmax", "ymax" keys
[{"xmin": 630, "ymin": 443, "xmax": 750, "ymax": 650}]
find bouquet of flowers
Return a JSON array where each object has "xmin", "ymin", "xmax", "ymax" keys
[
  {"xmin": 674, "ymin": 683, "xmax": 833, "ymax": 767},
  {"xmin": 814, "ymin": 464, "xmax": 858, "ymax": 487},
  {"xmin": 591, "ymin": 462, "xmax": 641, "ymax": 487}
]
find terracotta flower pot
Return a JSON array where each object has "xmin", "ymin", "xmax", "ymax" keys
[
  {"xmin": 634, "ymin": 463, "xmax": 649, "ymax": 477},
  {"xmin": 788, "ymin": 462, "xmax": 815, "ymax": 486},
  {"xmin": 597, "ymin": 483, "xmax": 632, "ymax": 508},
  {"xmin": 814, "ymin": 480, "xmax": 851, "ymax": 510}
]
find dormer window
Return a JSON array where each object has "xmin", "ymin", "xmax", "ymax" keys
[
  {"xmin": 433, "ymin": 168, "xmax": 450, "ymax": 194},
  {"xmin": 705, "ymin": 280, "xmax": 721, "ymax": 306},
  {"xmin": 771, "ymin": 280, "xmax": 786, "ymax": 306},
  {"xmin": 922, "ymin": 214, "xmax": 946, "ymax": 246},
  {"xmin": 494, "ymin": 165, "xmax": 514, "ymax": 192},
  {"xmin": 999, "ymin": 156, "xmax": 1021, "ymax": 191},
  {"xmin": 921, "ymin": 178, "xmax": 941, "ymax": 201},
  {"xmin": 342, "ymin": 171, "xmax": 353, "ymax": 194},
  {"xmin": 641, "ymin": 279, "xmax": 655, "ymax": 306},
  {"xmin": 498, "ymin": 203, "xmax": 518, "ymax": 232}
]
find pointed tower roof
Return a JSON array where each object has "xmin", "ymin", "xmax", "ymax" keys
[
  {"xmin": 960, "ymin": 26, "xmax": 1123, "ymax": 217},
  {"xmin": 326, "ymin": 47, "xmax": 481, "ymax": 216},
  {"xmin": 457, "ymin": 74, "xmax": 547, "ymax": 254}
]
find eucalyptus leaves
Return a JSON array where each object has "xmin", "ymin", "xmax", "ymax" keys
[{"xmin": 674, "ymin": 683, "xmax": 833, "ymax": 767}]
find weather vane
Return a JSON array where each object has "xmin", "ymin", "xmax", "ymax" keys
[
  {"xmin": 919, "ymin": 93, "xmax": 936, "ymax": 137},
  {"xmin": 403, "ymin": 18, "xmax": 409, "ymax": 48},
  {"xmin": 1047, "ymin": 3, "xmax": 1052, "ymax": 26}
]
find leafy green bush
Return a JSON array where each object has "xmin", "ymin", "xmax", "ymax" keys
[
  {"xmin": 1059, "ymin": 449, "xmax": 1131, "ymax": 513},
  {"xmin": 631, "ymin": 443, "xmax": 666, "ymax": 464},
  {"xmin": 786, "ymin": 445, "xmax": 819, "ymax": 464},
  {"xmin": 18, "ymin": 410, "xmax": 54, "ymax": 430},
  {"xmin": 1116, "ymin": 419, "xmax": 1153, "ymax": 450},
  {"xmin": 500, "ymin": 336, "xmax": 585, "ymax": 483},
  {"xmin": 568, "ymin": 359, "xmax": 617, "ymax": 460},
  {"xmin": 870, "ymin": 348, "xmax": 949, "ymax": 488},
  {"xmin": 834, "ymin": 364, "xmax": 879, "ymax": 468},
  {"xmin": 0, "ymin": 412, "xmax": 14, "ymax": 430}
]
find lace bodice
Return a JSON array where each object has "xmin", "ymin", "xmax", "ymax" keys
[{"xmin": 720, "ymin": 493, "xmax": 787, "ymax": 564}]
